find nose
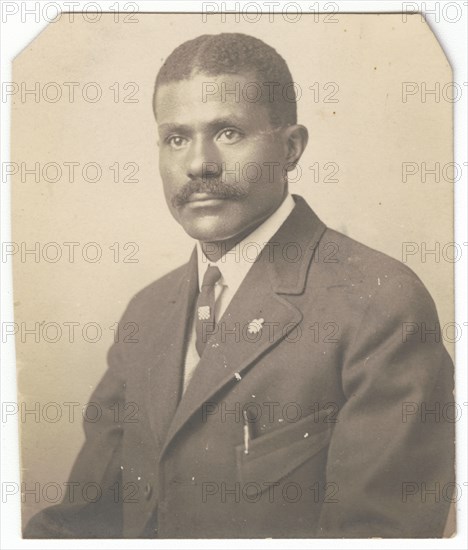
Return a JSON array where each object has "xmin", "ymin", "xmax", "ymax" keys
[{"xmin": 186, "ymin": 137, "xmax": 222, "ymax": 180}]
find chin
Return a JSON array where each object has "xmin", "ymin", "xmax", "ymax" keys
[{"xmin": 180, "ymin": 217, "xmax": 241, "ymax": 243}]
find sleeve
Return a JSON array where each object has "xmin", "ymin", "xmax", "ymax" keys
[
  {"xmin": 23, "ymin": 329, "xmax": 127, "ymax": 538},
  {"xmin": 318, "ymin": 272, "xmax": 455, "ymax": 538}
]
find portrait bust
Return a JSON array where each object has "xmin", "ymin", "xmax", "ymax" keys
[{"xmin": 12, "ymin": 16, "xmax": 455, "ymax": 541}]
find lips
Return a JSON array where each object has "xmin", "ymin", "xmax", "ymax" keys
[{"xmin": 185, "ymin": 193, "xmax": 228, "ymax": 203}]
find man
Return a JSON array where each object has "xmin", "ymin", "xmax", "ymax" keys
[{"xmin": 25, "ymin": 32, "xmax": 454, "ymax": 539}]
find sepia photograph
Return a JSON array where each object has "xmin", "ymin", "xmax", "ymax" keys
[{"xmin": 1, "ymin": 2, "xmax": 465, "ymax": 545}]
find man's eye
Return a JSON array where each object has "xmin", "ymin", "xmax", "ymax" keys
[
  {"xmin": 167, "ymin": 136, "xmax": 188, "ymax": 149},
  {"xmin": 217, "ymin": 128, "xmax": 243, "ymax": 144}
]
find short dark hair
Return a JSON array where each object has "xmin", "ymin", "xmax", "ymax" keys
[{"xmin": 153, "ymin": 33, "xmax": 297, "ymax": 127}]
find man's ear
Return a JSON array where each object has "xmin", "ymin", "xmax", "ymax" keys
[{"xmin": 283, "ymin": 124, "xmax": 309, "ymax": 171}]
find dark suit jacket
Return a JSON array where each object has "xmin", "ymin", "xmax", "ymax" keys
[{"xmin": 24, "ymin": 195, "xmax": 455, "ymax": 538}]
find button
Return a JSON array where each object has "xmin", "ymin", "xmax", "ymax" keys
[{"xmin": 144, "ymin": 483, "xmax": 152, "ymax": 500}]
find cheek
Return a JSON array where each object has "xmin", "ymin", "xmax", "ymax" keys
[
  {"xmin": 239, "ymin": 138, "xmax": 282, "ymax": 164},
  {"xmin": 221, "ymin": 143, "xmax": 270, "ymax": 179},
  {"xmin": 240, "ymin": 143, "xmax": 283, "ymax": 185},
  {"xmin": 159, "ymin": 156, "xmax": 179, "ymax": 186}
]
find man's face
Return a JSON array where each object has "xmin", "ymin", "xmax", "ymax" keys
[{"xmin": 155, "ymin": 73, "xmax": 293, "ymax": 243}]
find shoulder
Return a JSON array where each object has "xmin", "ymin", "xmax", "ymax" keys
[
  {"xmin": 320, "ymin": 228, "xmax": 426, "ymax": 283},
  {"xmin": 121, "ymin": 260, "xmax": 192, "ymax": 319},
  {"xmin": 315, "ymin": 228, "xmax": 437, "ymax": 315}
]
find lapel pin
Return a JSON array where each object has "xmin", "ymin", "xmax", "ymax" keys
[
  {"xmin": 248, "ymin": 318, "xmax": 264, "ymax": 334},
  {"xmin": 198, "ymin": 306, "xmax": 210, "ymax": 320}
]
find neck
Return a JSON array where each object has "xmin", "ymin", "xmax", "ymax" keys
[
  {"xmin": 200, "ymin": 223, "xmax": 261, "ymax": 263},
  {"xmin": 200, "ymin": 193, "xmax": 288, "ymax": 263}
]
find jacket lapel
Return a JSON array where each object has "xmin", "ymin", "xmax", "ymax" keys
[
  {"xmin": 147, "ymin": 248, "xmax": 198, "ymax": 445},
  {"xmin": 159, "ymin": 196, "xmax": 327, "ymax": 460}
]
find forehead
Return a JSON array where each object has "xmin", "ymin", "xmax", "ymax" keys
[{"xmin": 155, "ymin": 73, "xmax": 271, "ymax": 128}]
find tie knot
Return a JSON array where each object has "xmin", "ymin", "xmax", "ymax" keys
[{"xmin": 201, "ymin": 265, "xmax": 222, "ymax": 288}]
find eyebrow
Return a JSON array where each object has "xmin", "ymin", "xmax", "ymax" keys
[
  {"xmin": 158, "ymin": 117, "xmax": 246, "ymax": 134},
  {"xmin": 158, "ymin": 123, "xmax": 192, "ymax": 134}
]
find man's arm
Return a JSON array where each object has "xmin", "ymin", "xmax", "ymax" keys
[
  {"xmin": 318, "ymin": 271, "xmax": 455, "ymax": 537},
  {"xmin": 23, "ymin": 339, "xmax": 126, "ymax": 538}
]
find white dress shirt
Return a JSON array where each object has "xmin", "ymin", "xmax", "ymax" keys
[{"xmin": 182, "ymin": 194, "xmax": 296, "ymax": 394}]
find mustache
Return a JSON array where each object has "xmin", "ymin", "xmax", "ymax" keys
[{"xmin": 171, "ymin": 179, "xmax": 248, "ymax": 208}]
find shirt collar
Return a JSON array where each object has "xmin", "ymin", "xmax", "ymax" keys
[{"xmin": 196, "ymin": 193, "xmax": 295, "ymax": 292}]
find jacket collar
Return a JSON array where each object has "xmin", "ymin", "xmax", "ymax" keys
[{"xmin": 263, "ymin": 194, "xmax": 327, "ymax": 295}]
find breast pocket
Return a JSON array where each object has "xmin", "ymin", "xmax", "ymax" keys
[{"xmin": 235, "ymin": 408, "xmax": 334, "ymax": 491}]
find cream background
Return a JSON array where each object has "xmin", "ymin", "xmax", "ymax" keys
[{"xmin": 12, "ymin": 14, "xmax": 454, "ymax": 527}]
